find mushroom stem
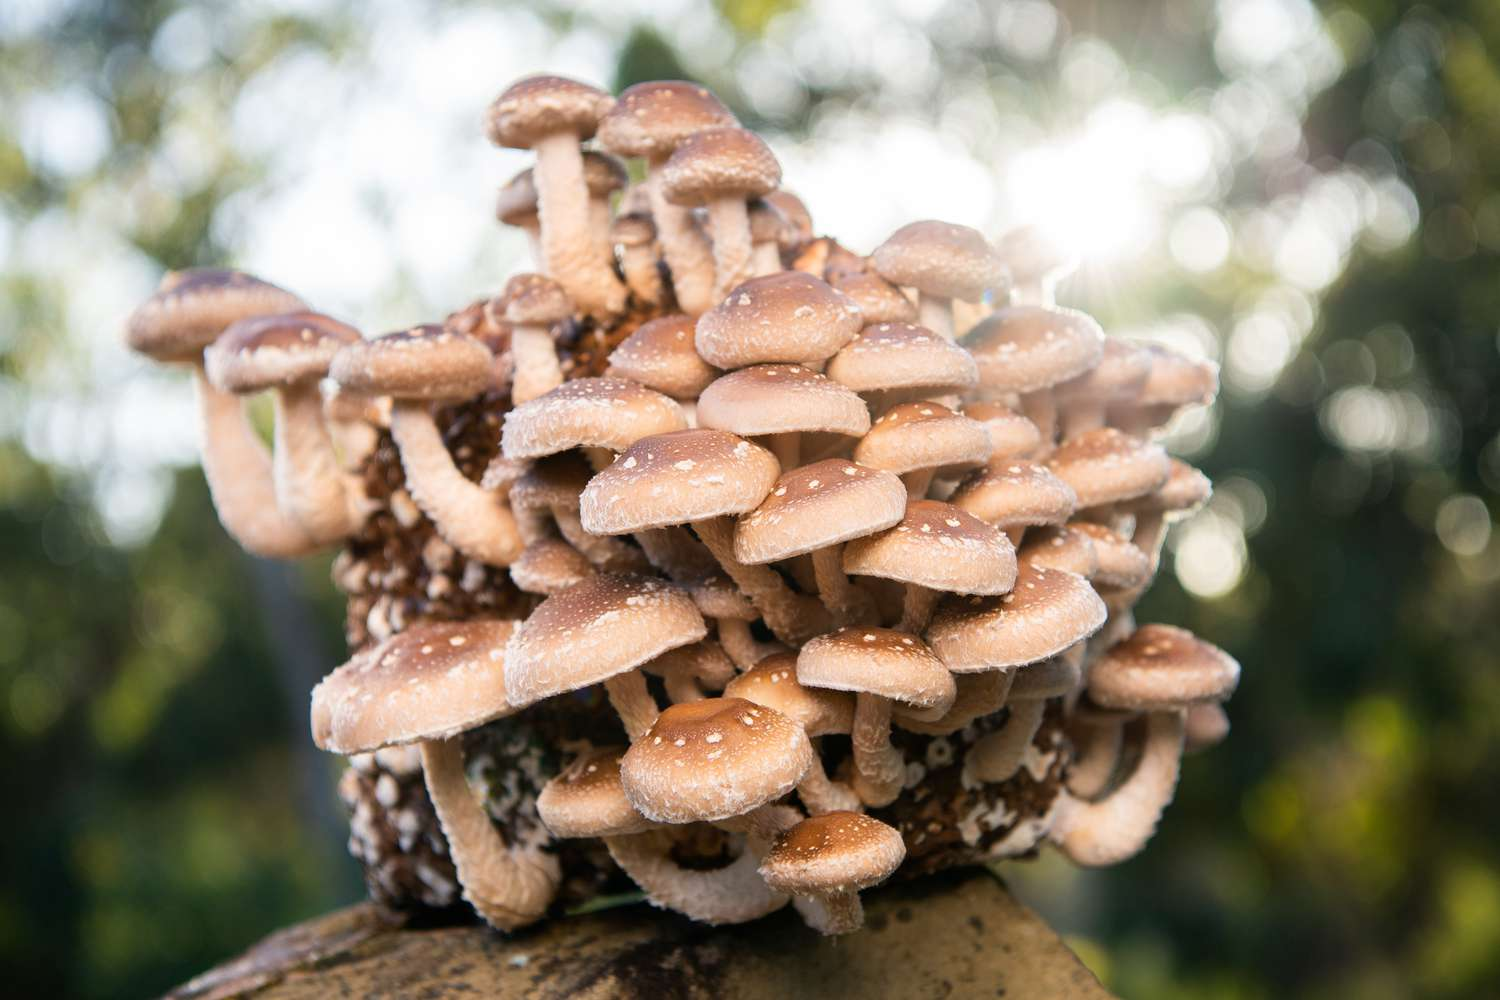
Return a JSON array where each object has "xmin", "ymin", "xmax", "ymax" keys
[
  {"xmin": 714, "ymin": 617, "xmax": 759, "ymax": 669},
  {"xmin": 897, "ymin": 584, "xmax": 940, "ymax": 634},
  {"xmin": 1049, "ymin": 710, "xmax": 1185, "ymax": 866},
  {"xmin": 751, "ymin": 239, "xmax": 781, "ymax": 277},
  {"xmin": 604, "ymin": 670, "xmax": 659, "ymax": 741},
  {"xmin": 811, "ymin": 544, "xmax": 876, "ymax": 626},
  {"xmin": 792, "ymin": 891, "xmax": 863, "ymax": 936},
  {"xmin": 389, "ymin": 401, "xmax": 524, "ymax": 566},
  {"xmin": 767, "ymin": 432, "xmax": 800, "ymax": 470},
  {"xmin": 1130, "ymin": 510, "xmax": 1169, "ymax": 572},
  {"xmin": 532, "ymin": 131, "xmax": 626, "ymax": 316},
  {"xmin": 1067, "ymin": 719, "xmax": 1124, "ymax": 798},
  {"xmin": 605, "ymin": 829, "xmax": 789, "ymax": 925},
  {"xmin": 272, "ymin": 382, "xmax": 357, "ymax": 543},
  {"xmin": 1019, "ymin": 390, "xmax": 1058, "ymax": 456},
  {"xmin": 509, "ymin": 323, "xmax": 563, "ymax": 404},
  {"xmin": 1058, "ymin": 397, "xmax": 1108, "ymax": 440},
  {"xmin": 850, "ymin": 693, "xmax": 904, "ymax": 807},
  {"xmin": 796, "ymin": 756, "xmax": 863, "ymax": 815},
  {"xmin": 420, "ymin": 738, "xmax": 560, "ymax": 930},
  {"xmin": 1003, "ymin": 524, "xmax": 1026, "ymax": 549},
  {"xmin": 646, "ymin": 168, "xmax": 717, "ymax": 314},
  {"xmin": 963, "ymin": 699, "xmax": 1046, "ymax": 784},
  {"xmin": 193, "ymin": 368, "xmax": 317, "ymax": 558},
  {"xmin": 620, "ymin": 242, "xmax": 665, "ymax": 305},
  {"xmin": 901, "ymin": 467, "xmax": 936, "ymax": 500},
  {"xmin": 917, "ymin": 293, "xmax": 954, "ymax": 341},
  {"xmin": 551, "ymin": 506, "xmax": 647, "ymax": 573},
  {"xmin": 893, "ymin": 670, "xmax": 1013, "ymax": 735},
  {"xmin": 706, "ymin": 196, "xmax": 754, "ymax": 304},
  {"xmin": 693, "ymin": 516, "xmax": 834, "ymax": 645}
]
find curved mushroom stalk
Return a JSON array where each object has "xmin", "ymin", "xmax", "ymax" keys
[
  {"xmin": 532, "ymin": 132, "xmax": 626, "ymax": 316},
  {"xmin": 791, "ymin": 890, "xmax": 865, "ymax": 936},
  {"xmin": 916, "ymin": 293, "xmax": 954, "ymax": 342},
  {"xmin": 1049, "ymin": 711, "xmax": 1185, "ymax": 867},
  {"xmin": 963, "ymin": 699, "xmax": 1046, "ymax": 784},
  {"xmin": 715, "ymin": 616, "xmax": 784, "ymax": 670},
  {"xmin": 647, "ymin": 174, "xmax": 717, "ymax": 315},
  {"xmin": 603, "ymin": 669, "xmax": 660, "ymax": 741},
  {"xmin": 1067, "ymin": 720, "xmax": 1124, "ymax": 798},
  {"xmin": 705, "ymin": 196, "xmax": 754, "ymax": 303},
  {"xmin": 897, "ymin": 583, "xmax": 940, "ymax": 633},
  {"xmin": 272, "ymin": 382, "xmax": 359, "ymax": 542},
  {"xmin": 549, "ymin": 506, "xmax": 649, "ymax": 574},
  {"xmin": 420, "ymin": 738, "xmax": 560, "ymax": 930},
  {"xmin": 509, "ymin": 326, "xmax": 564, "ymax": 405},
  {"xmin": 811, "ymin": 544, "xmax": 877, "ymax": 626},
  {"xmin": 194, "ymin": 369, "xmax": 318, "ymax": 558},
  {"xmin": 1018, "ymin": 390, "xmax": 1058, "ymax": 457},
  {"xmin": 850, "ymin": 694, "xmax": 905, "ymax": 807},
  {"xmin": 797, "ymin": 756, "xmax": 863, "ymax": 815},
  {"xmin": 693, "ymin": 516, "xmax": 834, "ymax": 644},
  {"xmin": 389, "ymin": 400, "xmax": 524, "ymax": 566},
  {"xmin": 605, "ymin": 829, "xmax": 789, "ymax": 925}
]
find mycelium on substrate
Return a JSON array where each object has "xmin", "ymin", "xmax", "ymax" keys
[{"xmin": 124, "ymin": 74, "xmax": 1239, "ymax": 936}]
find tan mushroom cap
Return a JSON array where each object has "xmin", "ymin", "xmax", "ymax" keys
[
  {"xmin": 697, "ymin": 365, "xmax": 870, "ymax": 439},
  {"xmin": 689, "ymin": 572, "xmax": 757, "ymax": 621},
  {"xmin": 1047, "ymin": 428, "xmax": 1171, "ymax": 508},
  {"xmin": 723, "ymin": 652, "xmax": 855, "ymax": 736},
  {"xmin": 610, "ymin": 212, "xmax": 657, "ymax": 247},
  {"xmin": 734, "ymin": 459, "xmax": 907, "ymax": 564},
  {"xmin": 994, "ymin": 224, "xmax": 1078, "ymax": 289},
  {"xmin": 503, "ymin": 573, "xmax": 706, "ymax": 706},
  {"xmin": 965, "ymin": 305, "xmax": 1106, "ymax": 394},
  {"xmin": 870, "ymin": 220, "xmax": 1008, "ymax": 302},
  {"xmin": 330, "ymin": 325, "xmax": 493, "ymax": 401},
  {"xmin": 925, "ymin": 563, "xmax": 1106, "ymax": 672},
  {"xmin": 1068, "ymin": 522, "xmax": 1151, "ymax": 588},
  {"xmin": 950, "ymin": 460, "xmax": 1077, "ymax": 528},
  {"xmin": 760, "ymin": 811, "xmax": 906, "ymax": 894},
  {"xmin": 1089, "ymin": 624, "xmax": 1240, "ymax": 710},
  {"xmin": 694, "ymin": 272, "xmax": 863, "ymax": 369},
  {"xmin": 310, "ymin": 619, "xmax": 517, "ymax": 755},
  {"xmin": 126, "ymin": 268, "xmax": 307, "ymax": 363},
  {"xmin": 510, "ymin": 538, "xmax": 596, "ymax": 595},
  {"xmin": 828, "ymin": 272, "xmax": 916, "ymax": 325},
  {"xmin": 1017, "ymin": 525, "xmax": 1100, "ymax": 580},
  {"xmin": 1055, "ymin": 337, "xmax": 1152, "ymax": 404},
  {"xmin": 509, "ymin": 452, "xmax": 591, "ymax": 513},
  {"xmin": 537, "ymin": 747, "xmax": 655, "ymax": 838},
  {"xmin": 580, "ymin": 429, "xmax": 780, "ymax": 535},
  {"xmin": 764, "ymin": 190, "xmax": 813, "ymax": 242},
  {"xmin": 1008, "ymin": 650, "xmax": 1082, "ymax": 699},
  {"xmin": 1135, "ymin": 343, "xmax": 1220, "ymax": 407},
  {"xmin": 485, "ymin": 74, "xmax": 614, "ymax": 148},
  {"xmin": 501, "ymin": 377, "xmax": 687, "ymax": 460},
  {"xmin": 826, "ymin": 322, "xmax": 978, "ymax": 395},
  {"xmin": 854, "ymin": 402, "xmax": 991, "ymax": 476},
  {"xmin": 606, "ymin": 315, "xmax": 720, "ymax": 399},
  {"xmin": 1132, "ymin": 458, "xmax": 1213, "ymax": 516},
  {"xmin": 1185, "ymin": 702, "xmax": 1231, "ymax": 752},
  {"xmin": 798, "ymin": 627, "xmax": 956, "ymax": 713},
  {"xmin": 620, "ymin": 697, "xmax": 814, "ymax": 824},
  {"xmin": 495, "ymin": 169, "xmax": 540, "ymax": 227},
  {"xmin": 747, "ymin": 197, "xmax": 790, "ymax": 244},
  {"xmin": 205, "ymin": 311, "xmax": 361, "ymax": 392},
  {"xmin": 596, "ymin": 81, "xmax": 738, "ymax": 161},
  {"xmin": 503, "ymin": 273, "xmax": 573, "ymax": 326},
  {"xmin": 963, "ymin": 402, "xmax": 1043, "ymax": 460},
  {"xmin": 583, "ymin": 150, "xmax": 629, "ymax": 196},
  {"xmin": 643, "ymin": 639, "xmax": 736, "ymax": 690},
  {"xmin": 661, "ymin": 127, "xmax": 781, "ymax": 205},
  {"xmin": 843, "ymin": 500, "xmax": 1017, "ymax": 595}
]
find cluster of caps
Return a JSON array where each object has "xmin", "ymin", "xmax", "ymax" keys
[{"xmin": 123, "ymin": 76, "xmax": 1241, "ymax": 937}]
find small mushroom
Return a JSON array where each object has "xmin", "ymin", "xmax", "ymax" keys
[
  {"xmin": 502, "ymin": 273, "xmax": 572, "ymax": 405},
  {"xmin": 856, "ymin": 401, "xmax": 991, "ymax": 500},
  {"xmin": 826, "ymin": 321, "xmax": 978, "ymax": 410},
  {"xmin": 950, "ymin": 459, "xmax": 1077, "ymax": 547},
  {"xmin": 697, "ymin": 364, "xmax": 869, "ymax": 469},
  {"xmin": 759, "ymin": 811, "xmax": 906, "ymax": 935},
  {"xmin": 500, "ymin": 377, "xmax": 688, "ymax": 464},
  {"xmin": 964, "ymin": 649, "xmax": 1081, "ymax": 784},
  {"xmin": 610, "ymin": 213, "xmax": 666, "ymax": 306},
  {"xmin": 694, "ymin": 271, "xmax": 864, "ymax": 371},
  {"xmin": 994, "ymin": 223, "xmax": 1077, "ymax": 307},
  {"xmin": 746, "ymin": 197, "xmax": 791, "ymax": 276},
  {"xmin": 606, "ymin": 315, "xmax": 720, "ymax": 404},
  {"xmin": 870, "ymin": 220, "xmax": 1008, "ymax": 341}
]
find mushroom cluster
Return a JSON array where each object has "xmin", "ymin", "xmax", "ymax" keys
[{"xmin": 123, "ymin": 75, "xmax": 1241, "ymax": 936}]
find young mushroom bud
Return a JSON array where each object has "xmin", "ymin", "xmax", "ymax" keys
[
  {"xmin": 502, "ymin": 273, "xmax": 572, "ymax": 405},
  {"xmin": 759, "ymin": 811, "xmax": 906, "ymax": 935}
]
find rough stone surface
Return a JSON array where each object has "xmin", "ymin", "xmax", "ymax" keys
[{"xmin": 168, "ymin": 869, "xmax": 1113, "ymax": 999}]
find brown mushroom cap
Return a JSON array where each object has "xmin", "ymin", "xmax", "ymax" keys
[
  {"xmin": 843, "ymin": 500, "xmax": 1017, "ymax": 595},
  {"xmin": 596, "ymin": 81, "xmax": 738, "ymax": 161},
  {"xmin": 583, "ymin": 150, "xmax": 629, "ymax": 196},
  {"xmin": 925, "ymin": 563, "xmax": 1106, "ymax": 671},
  {"xmin": 1130, "ymin": 458, "xmax": 1213, "ymax": 516},
  {"xmin": 485, "ymin": 74, "xmax": 614, "ymax": 149},
  {"xmin": 697, "ymin": 365, "xmax": 870, "ymax": 439},
  {"xmin": 330, "ymin": 325, "xmax": 493, "ymax": 401},
  {"xmin": 606, "ymin": 315, "xmax": 720, "ymax": 399},
  {"xmin": 963, "ymin": 402, "xmax": 1043, "ymax": 460},
  {"xmin": 495, "ymin": 169, "xmax": 540, "ymax": 227},
  {"xmin": 508, "ymin": 452, "xmax": 591, "ymax": 514},
  {"xmin": 205, "ymin": 311, "xmax": 361, "ymax": 392},
  {"xmin": 1055, "ymin": 337, "xmax": 1152, "ymax": 404},
  {"xmin": 1135, "ymin": 343, "xmax": 1220, "ymax": 407},
  {"xmin": 1068, "ymin": 522, "xmax": 1152, "ymax": 588},
  {"xmin": 798, "ymin": 627, "xmax": 956, "ymax": 713},
  {"xmin": 1047, "ymin": 428, "xmax": 1171, "ymax": 508},
  {"xmin": 747, "ymin": 197, "xmax": 790, "ymax": 244},
  {"xmin": 694, "ymin": 272, "xmax": 863, "ymax": 369},
  {"xmin": 723, "ymin": 652, "xmax": 855, "ymax": 736},
  {"xmin": 826, "ymin": 322, "xmax": 978, "ymax": 395},
  {"xmin": 580, "ymin": 429, "xmax": 781, "ymax": 535},
  {"xmin": 1184, "ymin": 701, "xmax": 1231, "ymax": 752},
  {"xmin": 510, "ymin": 538, "xmax": 596, "ymax": 595},
  {"xmin": 610, "ymin": 211, "xmax": 657, "ymax": 248},
  {"xmin": 950, "ymin": 460, "xmax": 1077, "ymax": 528},
  {"xmin": 734, "ymin": 459, "xmax": 907, "ymax": 564},
  {"xmin": 661, "ymin": 127, "xmax": 781, "ymax": 205},
  {"xmin": 764, "ymin": 190, "xmax": 814, "ymax": 241},
  {"xmin": 871, "ymin": 220, "xmax": 1008, "ymax": 302},
  {"xmin": 537, "ymin": 747, "xmax": 655, "ymax": 838},
  {"xmin": 994, "ymin": 224, "xmax": 1078, "ymax": 290},
  {"xmin": 965, "ymin": 305, "xmax": 1106, "ymax": 394},
  {"xmin": 501, "ymin": 377, "xmax": 687, "ymax": 460},
  {"xmin": 310, "ymin": 619, "xmax": 517, "ymax": 754},
  {"xmin": 1008, "ymin": 650, "xmax": 1082, "ymax": 699},
  {"xmin": 1088, "ymin": 624, "xmax": 1240, "ymax": 710},
  {"xmin": 126, "ymin": 269, "xmax": 307, "ymax": 363},
  {"xmin": 1017, "ymin": 525, "xmax": 1100, "ymax": 580},
  {"xmin": 503, "ymin": 273, "xmax": 573, "ymax": 326},
  {"xmin": 620, "ymin": 697, "xmax": 814, "ymax": 823},
  {"xmin": 760, "ymin": 811, "xmax": 906, "ymax": 894},
  {"xmin": 854, "ymin": 402, "xmax": 991, "ymax": 476},
  {"xmin": 828, "ymin": 272, "xmax": 916, "ymax": 325},
  {"xmin": 503, "ymin": 574, "xmax": 706, "ymax": 706}
]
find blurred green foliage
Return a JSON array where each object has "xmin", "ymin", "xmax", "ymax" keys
[{"xmin": 2, "ymin": 1, "xmax": 1499, "ymax": 997}]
